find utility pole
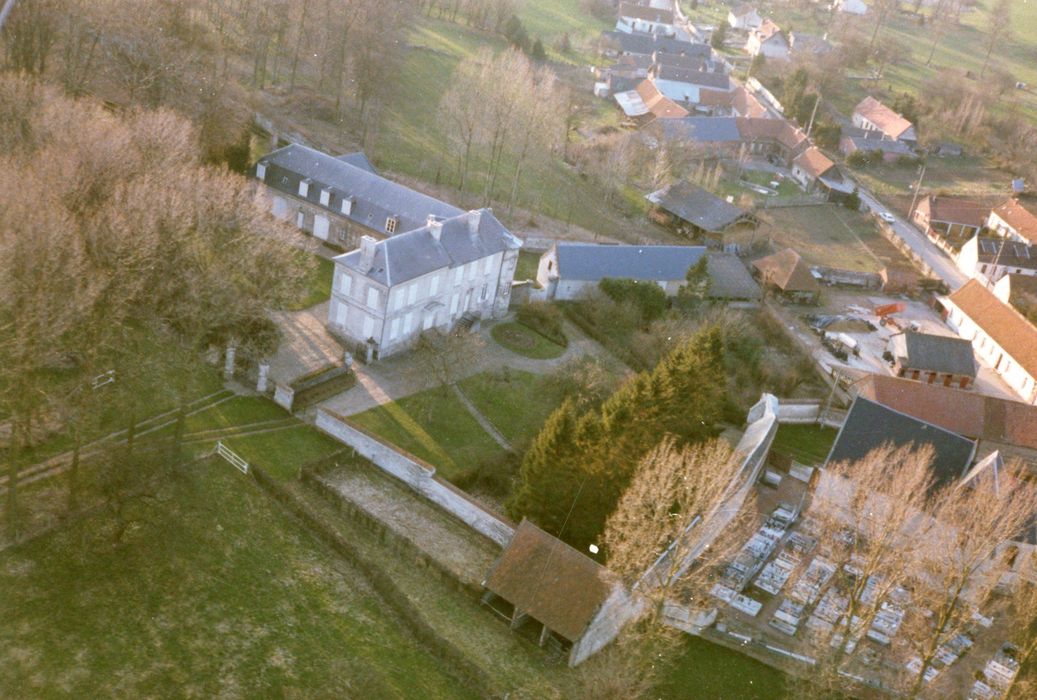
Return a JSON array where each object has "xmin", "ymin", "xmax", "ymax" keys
[
  {"xmin": 0, "ymin": 0, "xmax": 18, "ymax": 32},
  {"xmin": 806, "ymin": 92, "xmax": 821, "ymax": 138},
  {"xmin": 907, "ymin": 159, "xmax": 928, "ymax": 222}
]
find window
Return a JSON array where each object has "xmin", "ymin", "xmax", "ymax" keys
[
  {"xmin": 385, "ymin": 216, "xmax": 398, "ymax": 234},
  {"xmin": 320, "ymin": 189, "xmax": 331, "ymax": 206},
  {"xmin": 430, "ymin": 274, "xmax": 440, "ymax": 296},
  {"xmin": 480, "ymin": 284, "xmax": 488, "ymax": 302},
  {"xmin": 296, "ymin": 210, "xmax": 305, "ymax": 229},
  {"xmin": 449, "ymin": 293, "xmax": 459, "ymax": 315},
  {"xmin": 338, "ymin": 271, "xmax": 352, "ymax": 297},
  {"xmin": 366, "ymin": 287, "xmax": 379, "ymax": 309},
  {"xmin": 334, "ymin": 301, "xmax": 348, "ymax": 326},
  {"xmin": 256, "ymin": 163, "xmax": 266, "ymax": 180},
  {"xmin": 483, "ymin": 256, "xmax": 493, "ymax": 275},
  {"xmin": 298, "ymin": 180, "xmax": 310, "ymax": 197},
  {"xmin": 362, "ymin": 314, "xmax": 375, "ymax": 340},
  {"xmin": 548, "ymin": 261, "xmax": 553, "ymax": 272},
  {"xmin": 341, "ymin": 197, "xmax": 354, "ymax": 215},
  {"xmin": 403, "ymin": 312, "xmax": 414, "ymax": 334},
  {"xmin": 407, "ymin": 283, "xmax": 418, "ymax": 305},
  {"xmin": 390, "ymin": 318, "xmax": 400, "ymax": 340},
  {"xmin": 981, "ymin": 265, "xmax": 988, "ymax": 274},
  {"xmin": 391, "ymin": 289, "xmax": 403, "ymax": 312},
  {"xmin": 453, "ymin": 266, "xmax": 463, "ymax": 285}
]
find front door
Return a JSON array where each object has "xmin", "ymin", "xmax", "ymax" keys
[{"xmin": 313, "ymin": 214, "xmax": 329, "ymax": 241}]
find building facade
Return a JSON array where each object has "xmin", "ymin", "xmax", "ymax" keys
[{"xmin": 328, "ymin": 209, "xmax": 521, "ymax": 359}]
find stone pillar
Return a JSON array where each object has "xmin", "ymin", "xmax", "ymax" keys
[
  {"xmin": 256, "ymin": 362, "xmax": 270, "ymax": 393},
  {"xmin": 538, "ymin": 624, "xmax": 552, "ymax": 647},
  {"xmin": 224, "ymin": 343, "xmax": 237, "ymax": 380},
  {"xmin": 510, "ymin": 608, "xmax": 528, "ymax": 630}
]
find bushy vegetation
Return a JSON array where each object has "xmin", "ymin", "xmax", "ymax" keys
[
  {"xmin": 515, "ymin": 301, "xmax": 567, "ymax": 347},
  {"xmin": 598, "ymin": 278, "xmax": 669, "ymax": 323}
]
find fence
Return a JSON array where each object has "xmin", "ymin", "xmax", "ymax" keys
[
  {"xmin": 314, "ymin": 409, "xmax": 515, "ymax": 546},
  {"xmin": 215, "ymin": 441, "xmax": 249, "ymax": 474}
]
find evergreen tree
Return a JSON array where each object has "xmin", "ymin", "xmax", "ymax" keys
[
  {"xmin": 530, "ymin": 38, "xmax": 547, "ymax": 62},
  {"xmin": 710, "ymin": 23, "xmax": 727, "ymax": 50}
]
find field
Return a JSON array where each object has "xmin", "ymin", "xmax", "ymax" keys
[
  {"xmin": 0, "ymin": 461, "xmax": 477, "ymax": 699},
  {"xmin": 284, "ymin": 253, "xmax": 334, "ymax": 311},
  {"xmin": 771, "ymin": 423, "xmax": 839, "ymax": 466},
  {"xmin": 514, "ymin": 249, "xmax": 542, "ymax": 283},
  {"xmin": 753, "ymin": 204, "xmax": 914, "ymax": 273},
  {"xmin": 663, "ymin": 635, "xmax": 788, "ymax": 699},
  {"xmin": 848, "ymin": 155, "xmax": 1011, "ymax": 199},
  {"xmin": 491, "ymin": 322, "xmax": 567, "ymax": 359}
]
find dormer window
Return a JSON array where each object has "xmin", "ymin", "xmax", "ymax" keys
[
  {"xmin": 341, "ymin": 197, "xmax": 354, "ymax": 215},
  {"xmin": 385, "ymin": 216, "xmax": 398, "ymax": 234},
  {"xmin": 320, "ymin": 189, "xmax": 331, "ymax": 206},
  {"xmin": 298, "ymin": 179, "xmax": 311, "ymax": 198},
  {"xmin": 256, "ymin": 162, "xmax": 266, "ymax": 180}
]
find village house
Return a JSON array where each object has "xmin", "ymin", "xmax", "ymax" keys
[
  {"xmin": 745, "ymin": 20, "xmax": 789, "ymax": 60},
  {"xmin": 832, "ymin": 0, "xmax": 869, "ymax": 14},
  {"xmin": 751, "ymin": 248, "xmax": 821, "ymax": 303},
  {"xmin": 790, "ymin": 147, "xmax": 836, "ymax": 192},
  {"xmin": 957, "ymin": 236, "xmax": 1037, "ymax": 285},
  {"xmin": 645, "ymin": 180, "xmax": 756, "ymax": 245},
  {"xmin": 481, "ymin": 519, "xmax": 636, "ymax": 667},
  {"xmin": 987, "ymin": 197, "xmax": 1037, "ymax": 245},
  {"xmin": 614, "ymin": 80, "xmax": 690, "ymax": 122},
  {"xmin": 886, "ymin": 330, "xmax": 977, "ymax": 389},
  {"xmin": 840, "ymin": 127, "xmax": 915, "ymax": 162},
  {"xmin": 255, "ymin": 144, "xmax": 462, "ymax": 250},
  {"xmin": 727, "ymin": 4, "xmax": 762, "ymax": 29},
  {"xmin": 910, "ymin": 195, "xmax": 989, "ymax": 248},
  {"xmin": 993, "ymin": 273, "xmax": 1037, "ymax": 315},
  {"xmin": 617, "ymin": 2, "xmax": 677, "ymax": 36},
  {"xmin": 940, "ymin": 280, "xmax": 1037, "ymax": 404},
  {"xmin": 327, "ymin": 209, "xmax": 521, "ymax": 360},
  {"xmin": 788, "ymin": 32, "xmax": 833, "ymax": 58},
  {"xmin": 646, "ymin": 52, "xmax": 733, "ymax": 105},
  {"xmin": 851, "ymin": 96, "xmax": 917, "ymax": 147},
  {"xmin": 599, "ymin": 30, "xmax": 711, "ymax": 59}
]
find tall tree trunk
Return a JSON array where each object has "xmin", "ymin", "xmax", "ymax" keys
[{"xmin": 289, "ymin": 0, "xmax": 310, "ymax": 91}]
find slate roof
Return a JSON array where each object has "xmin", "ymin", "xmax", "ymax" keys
[
  {"xmin": 843, "ymin": 135, "xmax": 914, "ymax": 157},
  {"xmin": 336, "ymin": 209, "xmax": 520, "ymax": 288},
  {"xmin": 618, "ymin": 2, "xmax": 675, "ymax": 24},
  {"xmin": 600, "ymin": 30, "xmax": 711, "ymax": 58},
  {"xmin": 483, "ymin": 520, "xmax": 614, "ymax": 643},
  {"xmin": 945, "ymin": 280, "xmax": 1037, "ymax": 379},
  {"xmin": 554, "ymin": 243, "xmax": 707, "ymax": 282},
  {"xmin": 857, "ymin": 373, "xmax": 1037, "ymax": 452},
  {"xmin": 649, "ymin": 181, "xmax": 752, "ymax": 232},
  {"xmin": 652, "ymin": 65, "xmax": 732, "ymax": 90},
  {"xmin": 991, "ymin": 197, "xmax": 1037, "ymax": 244},
  {"xmin": 706, "ymin": 253, "xmax": 762, "ymax": 300},
  {"xmin": 751, "ymin": 248, "xmax": 820, "ymax": 292},
  {"xmin": 661, "ymin": 116, "xmax": 742, "ymax": 142},
  {"xmin": 335, "ymin": 152, "xmax": 377, "ymax": 173},
  {"xmin": 825, "ymin": 396, "xmax": 977, "ymax": 490},
  {"xmin": 975, "ymin": 237, "xmax": 1037, "ymax": 271},
  {"xmin": 259, "ymin": 144, "xmax": 463, "ymax": 235},
  {"xmin": 853, "ymin": 96, "xmax": 914, "ymax": 140},
  {"xmin": 889, "ymin": 331, "xmax": 977, "ymax": 378}
]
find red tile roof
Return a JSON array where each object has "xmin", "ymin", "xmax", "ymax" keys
[
  {"xmin": 793, "ymin": 146, "xmax": 835, "ymax": 179},
  {"xmin": 752, "ymin": 248, "xmax": 819, "ymax": 292},
  {"xmin": 945, "ymin": 279, "xmax": 1037, "ymax": 379},
  {"xmin": 635, "ymin": 80, "xmax": 690, "ymax": 119},
  {"xmin": 991, "ymin": 198, "xmax": 1037, "ymax": 244},
  {"xmin": 853, "ymin": 96, "xmax": 914, "ymax": 140}
]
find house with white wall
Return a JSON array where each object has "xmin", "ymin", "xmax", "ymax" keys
[
  {"xmin": 617, "ymin": 2, "xmax": 677, "ymax": 36},
  {"xmin": 833, "ymin": 0, "xmax": 869, "ymax": 15},
  {"xmin": 745, "ymin": 20, "xmax": 789, "ymax": 60},
  {"xmin": 728, "ymin": 5, "xmax": 762, "ymax": 29},
  {"xmin": 255, "ymin": 144, "xmax": 462, "ymax": 250},
  {"xmin": 851, "ymin": 96, "xmax": 917, "ymax": 147},
  {"xmin": 957, "ymin": 236, "xmax": 1037, "ymax": 285},
  {"xmin": 987, "ymin": 197, "xmax": 1037, "ymax": 245},
  {"xmin": 328, "ymin": 209, "xmax": 521, "ymax": 359},
  {"xmin": 940, "ymin": 280, "xmax": 1037, "ymax": 404}
]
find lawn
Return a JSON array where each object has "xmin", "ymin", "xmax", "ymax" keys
[
  {"xmin": 0, "ymin": 461, "xmax": 478, "ymax": 699},
  {"xmin": 491, "ymin": 322, "xmax": 567, "ymax": 359},
  {"xmin": 514, "ymin": 249, "xmax": 542, "ymax": 283},
  {"xmin": 752, "ymin": 204, "xmax": 913, "ymax": 273},
  {"xmin": 458, "ymin": 369, "xmax": 567, "ymax": 448},
  {"xmin": 349, "ymin": 386, "xmax": 505, "ymax": 482},
  {"xmin": 183, "ymin": 395, "xmax": 290, "ymax": 433},
  {"xmin": 660, "ymin": 635, "xmax": 788, "ymax": 699},
  {"xmin": 283, "ymin": 252, "xmax": 334, "ymax": 311},
  {"xmin": 771, "ymin": 423, "xmax": 839, "ymax": 466}
]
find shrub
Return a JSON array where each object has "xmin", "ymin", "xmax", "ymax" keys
[
  {"xmin": 516, "ymin": 302, "xmax": 567, "ymax": 347},
  {"xmin": 599, "ymin": 278, "xmax": 668, "ymax": 323},
  {"xmin": 456, "ymin": 452, "xmax": 521, "ymax": 499},
  {"xmin": 847, "ymin": 150, "xmax": 870, "ymax": 168}
]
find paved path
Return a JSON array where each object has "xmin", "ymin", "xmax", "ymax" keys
[{"xmin": 320, "ymin": 317, "xmax": 623, "ymax": 417}]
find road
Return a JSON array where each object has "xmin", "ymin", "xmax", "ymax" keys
[{"xmin": 855, "ymin": 188, "xmax": 969, "ymax": 291}]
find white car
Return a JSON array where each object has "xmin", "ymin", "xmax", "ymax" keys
[{"xmin": 879, "ymin": 212, "xmax": 896, "ymax": 223}]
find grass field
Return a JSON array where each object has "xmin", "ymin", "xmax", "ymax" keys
[
  {"xmin": 284, "ymin": 253, "xmax": 334, "ymax": 311},
  {"xmin": 662, "ymin": 635, "xmax": 788, "ymax": 699},
  {"xmin": 491, "ymin": 322, "xmax": 567, "ymax": 359},
  {"xmin": 457, "ymin": 370, "xmax": 567, "ymax": 448},
  {"xmin": 849, "ymin": 155, "xmax": 1011, "ymax": 199},
  {"xmin": 514, "ymin": 249, "xmax": 542, "ymax": 282},
  {"xmin": 771, "ymin": 423, "xmax": 839, "ymax": 466},
  {"xmin": 754, "ymin": 204, "xmax": 913, "ymax": 273},
  {"xmin": 0, "ymin": 462, "xmax": 478, "ymax": 699}
]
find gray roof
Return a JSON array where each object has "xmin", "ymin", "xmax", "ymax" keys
[
  {"xmin": 649, "ymin": 181, "xmax": 751, "ymax": 232},
  {"xmin": 554, "ymin": 243, "xmax": 706, "ymax": 283},
  {"xmin": 336, "ymin": 209, "xmax": 521, "ymax": 287},
  {"xmin": 653, "ymin": 66, "xmax": 731, "ymax": 90},
  {"xmin": 844, "ymin": 135, "xmax": 914, "ymax": 156},
  {"xmin": 601, "ymin": 30, "xmax": 710, "ymax": 58},
  {"xmin": 706, "ymin": 253, "xmax": 762, "ymax": 300},
  {"xmin": 976, "ymin": 237, "xmax": 1037, "ymax": 271},
  {"xmin": 259, "ymin": 144, "xmax": 463, "ymax": 235},
  {"xmin": 891, "ymin": 331, "xmax": 977, "ymax": 378},
  {"xmin": 660, "ymin": 117, "xmax": 742, "ymax": 143},
  {"xmin": 826, "ymin": 396, "xmax": 977, "ymax": 491},
  {"xmin": 335, "ymin": 152, "xmax": 377, "ymax": 173}
]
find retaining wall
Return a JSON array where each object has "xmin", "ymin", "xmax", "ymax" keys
[{"xmin": 314, "ymin": 408, "xmax": 515, "ymax": 546}]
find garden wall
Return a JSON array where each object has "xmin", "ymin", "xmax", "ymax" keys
[{"xmin": 314, "ymin": 409, "xmax": 515, "ymax": 546}]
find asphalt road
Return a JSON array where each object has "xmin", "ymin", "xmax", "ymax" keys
[{"xmin": 856, "ymin": 188, "xmax": 969, "ymax": 291}]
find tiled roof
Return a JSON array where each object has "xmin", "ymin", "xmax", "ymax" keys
[
  {"xmin": 336, "ymin": 209, "xmax": 520, "ymax": 287},
  {"xmin": 652, "ymin": 65, "xmax": 732, "ymax": 90},
  {"xmin": 793, "ymin": 147, "xmax": 835, "ymax": 179},
  {"xmin": 917, "ymin": 195, "xmax": 990, "ymax": 228},
  {"xmin": 889, "ymin": 331, "xmax": 977, "ymax": 378},
  {"xmin": 649, "ymin": 181, "xmax": 752, "ymax": 231},
  {"xmin": 600, "ymin": 31, "xmax": 711, "ymax": 58},
  {"xmin": 991, "ymin": 198, "xmax": 1037, "ymax": 244},
  {"xmin": 706, "ymin": 253, "xmax": 762, "ymax": 300},
  {"xmin": 731, "ymin": 87, "xmax": 769, "ymax": 118},
  {"xmin": 826, "ymin": 396, "xmax": 977, "ymax": 490},
  {"xmin": 661, "ymin": 116, "xmax": 742, "ymax": 142},
  {"xmin": 554, "ymin": 242, "xmax": 707, "ymax": 282},
  {"xmin": 483, "ymin": 520, "xmax": 614, "ymax": 643},
  {"xmin": 634, "ymin": 80, "xmax": 690, "ymax": 118},
  {"xmin": 945, "ymin": 279, "xmax": 1037, "ymax": 379},
  {"xmin": 857, "ymin": 373, "xmax": 1037, "ymax": 452},
  {"xmin": 751, "ymin": 248, "xmax": 819, "ymax": 292},
  {"xmin": 853, "ymin": 96, "xmax": 914, "ymax": 140},
  {"xmin": 756, "ymin": 19, "xmax": 783, "ymax": 41},
  {"xmin": 618, "ymin": 2, "xmax": 674, "ymax": 24}
]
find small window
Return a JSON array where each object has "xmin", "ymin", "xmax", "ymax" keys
[
  {"xmin": 256, "ymin": 163, "xmax": 267, "ymax": 180},
  {"xmin": 385, "ymin": 216, "xmax": 398, "ymax": 234},
  {"xmin": 407, "ymin": 284, "xmax": 418, "ymax": 305},
  {"xmin": 366, "ymin": 287, "xmax": 379, "ymax": 309},
  {"xmin": 298, "ymin": 180, "xmax": 310, "ymax": 197},
  {"xmin": 281, "ymin": 176, "xmax": 289, "ymax": 185},
  {"xmin": 430, "ymin": 275, "xmax": 440, "ymax": 296},
  {"xmin": 320, "ymin": 189, "xmax": 331, "ymax": 206},
  {"xmin": 342, "ymin": 197, "xmax": 354, "ymax": 215},
  {"xmin": 338, "ymin": 271, "xmax": 352, "ymax": 297}
]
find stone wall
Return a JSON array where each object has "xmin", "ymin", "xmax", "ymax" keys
[{"xmin": 314, "ymin": 409, "xmax": 515, "ymax": 546}]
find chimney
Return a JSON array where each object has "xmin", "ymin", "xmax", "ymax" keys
[
  {"xmin": 467, "ymin": 209, "xmax": 483, "ymax": 236},
  {"xmin": 359, "ymin": 235, "xmax": 377, "ymax": 269},
  {"xmin": 427, "ymin": 215, "xmax": 444, "ymax": 242}
]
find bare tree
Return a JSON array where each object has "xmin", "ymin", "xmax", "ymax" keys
[{"xmin": 980, "ymin": 0, "xmax": 1012, "ymax": 77}]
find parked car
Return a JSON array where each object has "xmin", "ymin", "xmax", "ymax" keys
[{"xmin": 879, "ymin": 212, "xmax": 896, "ymax": 223}]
